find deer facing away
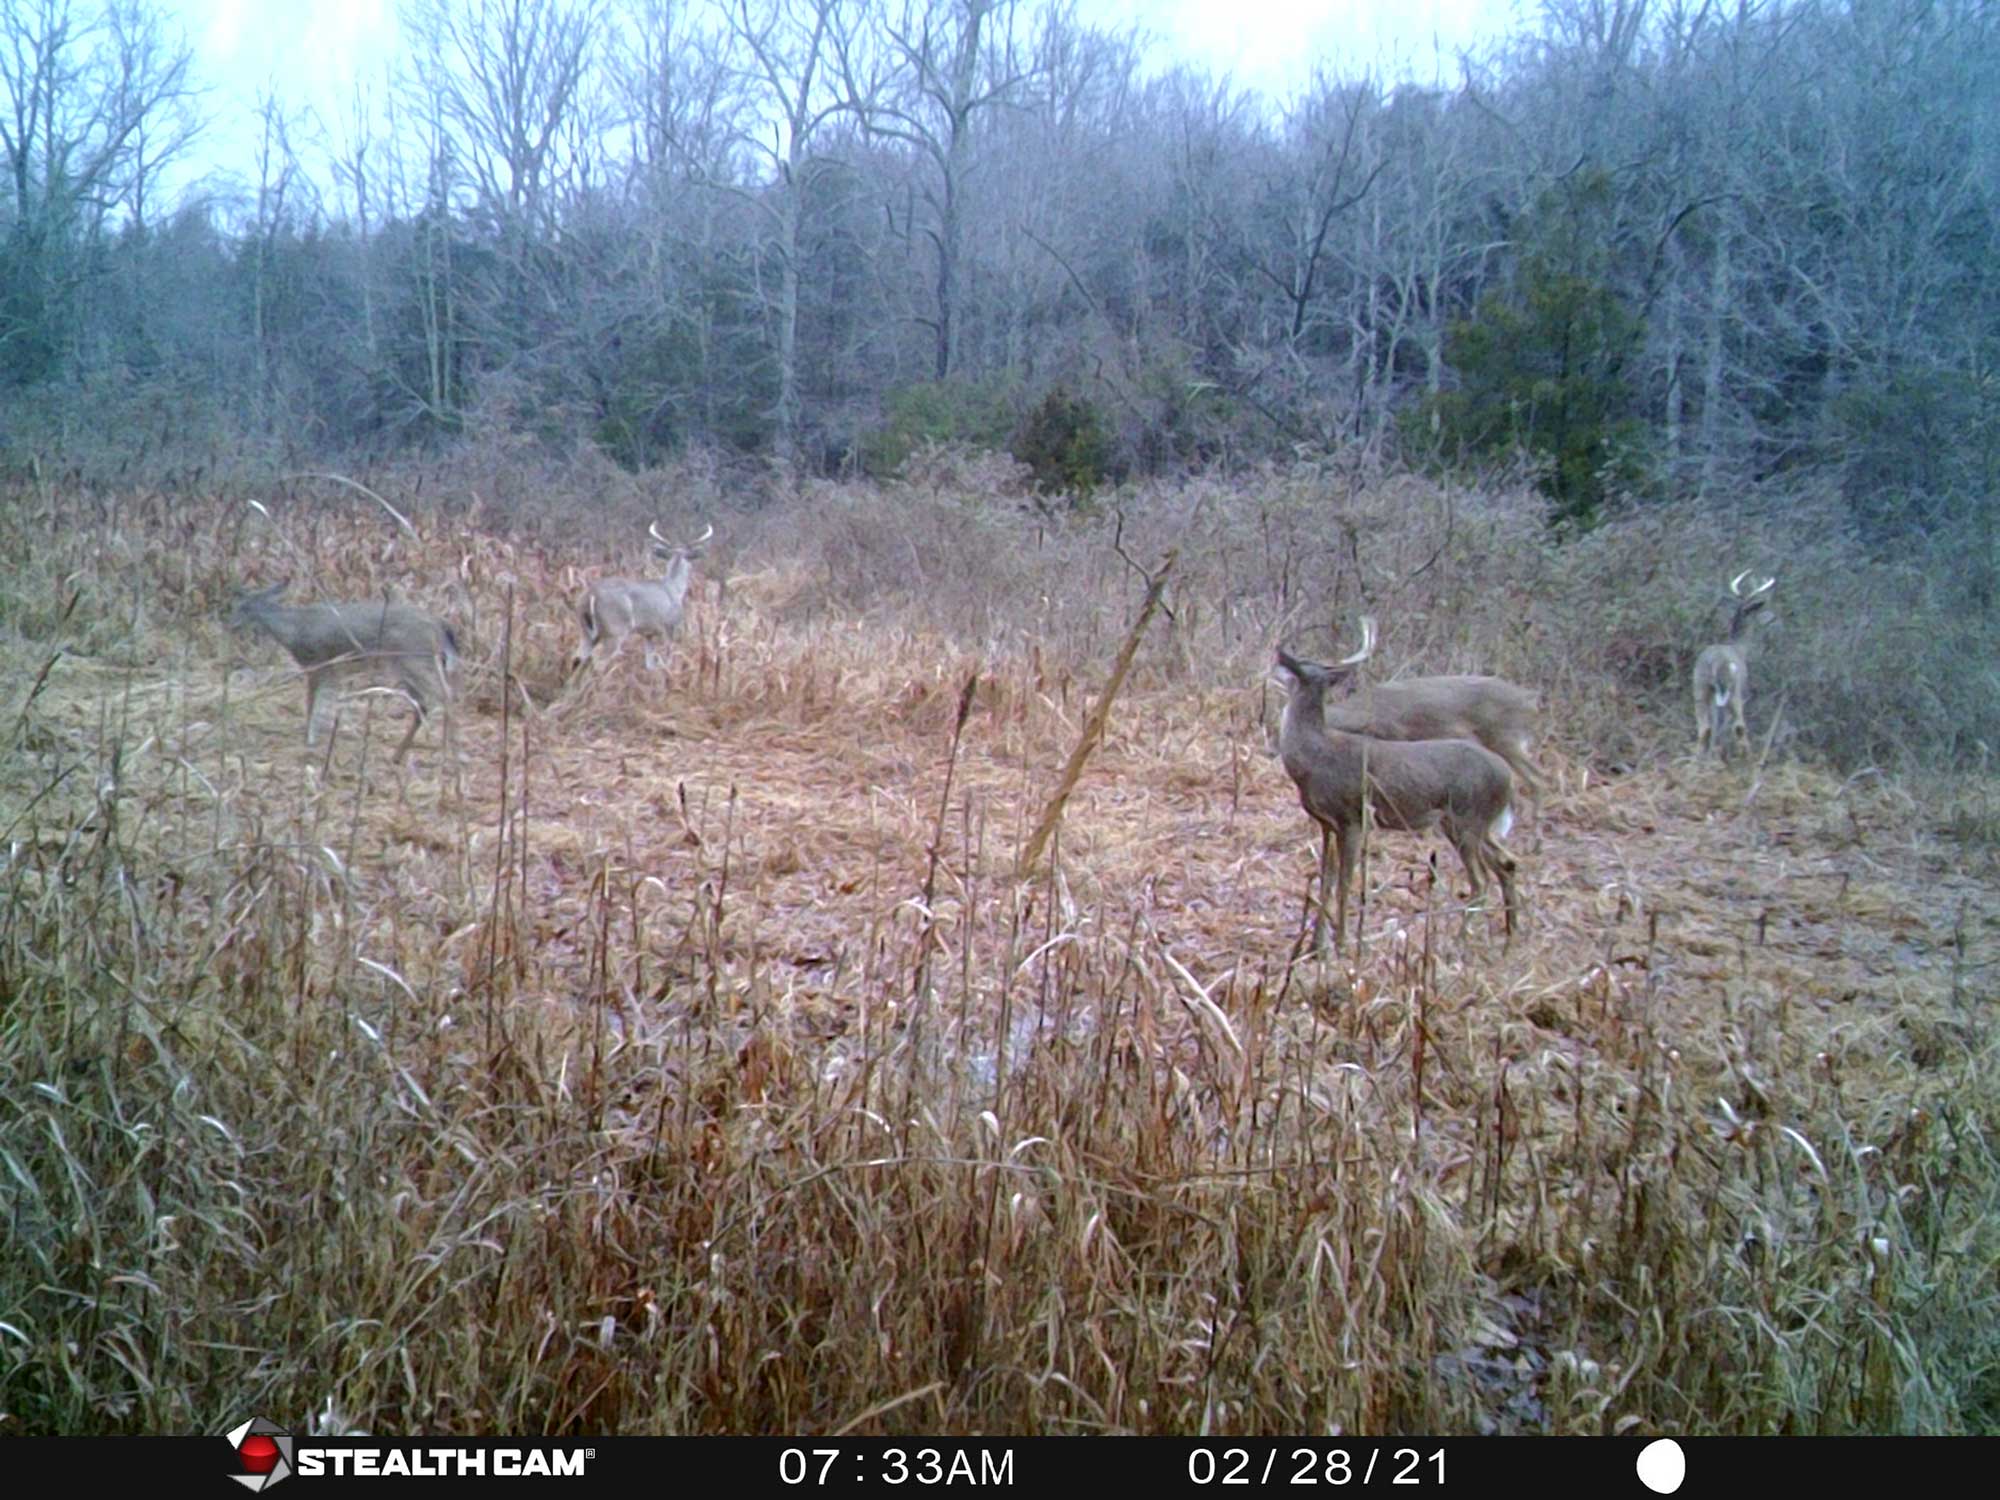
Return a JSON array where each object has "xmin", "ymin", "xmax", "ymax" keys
[
  {"xmin": 1321, "ymin": 615, "xmax": 1544, "ymax": 814},
  {"xmin": 1692, "ymin": 571, "xmax": 1776, "ymax": 760},
  {"xmin": 230, "ymin": 583, "xmax": 460, "ymax": 764},
  {"xmin": 1274, "ymin": 630, "xmax": 1521, "ymax": 957},
  {"xmin": 570, "ymin": 522, "xmax": 712, "ymax": 677}
]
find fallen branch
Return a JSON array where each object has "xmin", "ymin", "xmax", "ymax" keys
[{"xmin": 1015, "ymin": 548, "xmax": 1177, "ymax": 877}]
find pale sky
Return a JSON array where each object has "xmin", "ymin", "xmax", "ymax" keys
[
  {"xmin": 183, "ymin": 0, "xmax": 399, "ymax": 107},
  {"xmin": 1086, "ymin": 0, "xmax": 1515, "ymax": 94},
  {"xmin": 166, "ymin": 0, "xmax": 1518, "ymax": 200}
]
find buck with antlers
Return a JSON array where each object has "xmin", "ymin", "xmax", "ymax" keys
[
  {"xmin": 229, "ymin": 583, "xmax": 460, "ymax": 764},
  {"xmin": 1273, "ymin": 620, "xmax": 1521, "ymax": 957},
  {"xmin": 570, "ymin": 522, "xmax": 712, "ymax": 677},
  {"xmin": 1319, "ymin": 616, "xmax": 1544, "ymax": 819},
  {"xmin": 1692, "ymin": 571, "xmax": 1776, "ymax": 760}
]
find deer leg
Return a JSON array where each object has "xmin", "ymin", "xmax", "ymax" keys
[
  {"xmin": 1309, "ymin": 826, "xmax": 1334, "ymax": 956},
  {"xmin": 1333, "ymin": 824, "xmax": 1361, "ymax": 956},
  {"xmin": 304, "ymin": 669, "xmax": 328, "ymax": 746},
  {"xmin": 437, "ymin": 677, "xmax": 458, "ymax": 763},
  {"xmin": 1448, "ymin": 827, "xmax": 1484, "ymax": 939},
  {"xmin": 436, "ymin": 659, "xmax": 459, "ymax": 761},
  {"xmin": 392, "ymin": 701, "xmax": 423, "ymax": 765},
  {"xmin": 1509, "ymin": 748, "xmax": 1545, "ymax": 845},
  {"xmin": 1487, "ymin": 837, "xmax": 1520, "ymax": 946}
]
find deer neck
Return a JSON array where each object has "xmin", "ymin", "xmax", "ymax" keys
[{"xmin": 1279, "ymin": 681, "xmax": 1332, "ymax": 762}]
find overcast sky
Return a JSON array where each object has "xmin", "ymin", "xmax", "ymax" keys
[
  {"xmin": 168, "ymin": 0, "xmax": 1519, "ymax": 196},
  {"xmin": 1086, "ymin": 0, "xmax": 1515, "ymax": 92}
]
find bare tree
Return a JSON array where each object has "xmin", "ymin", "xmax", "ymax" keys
[
  {"xmin": 710, "ymin": 0, "xmax": 860, "ymax": 460},
  {"xmin": 0, "ymin": 0, "xmax": 200, "ymax": 381},
  {"xmin": 402, "ymin": 0, "xmax": 604, "ymax": 236},
  {"xmin": 841, "ymin": 0, "xmax": 1032, "ymax": 380},
  {"xmin": 613, "ymin": 0, "xmax": 756, "ymax": 454},
  {"xmin": 977, "ymin": 1, "xmax": 1145, "ymax": 377},
  {"xmin": 245, "ymin": 89, "xmax": 315, "ymax": 421},
  {"xmin": 1250, "ymin": 72, "xmax": 1386, "ymax": 351}
]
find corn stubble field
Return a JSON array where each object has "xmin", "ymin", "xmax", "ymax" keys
[{"xmin": 2, "ymin": 458, "xmax": 1996, "ymax": 1436}]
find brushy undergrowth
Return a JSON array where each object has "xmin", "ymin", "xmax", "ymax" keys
[{"xmin": 1, "ymin": 456, "xmax": 1995, "ymax": 1436}]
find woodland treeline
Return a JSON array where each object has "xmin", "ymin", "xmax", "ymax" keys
[{"xmin": 2, "ymin": 0, "xmax": 1995, "ymax": 533}]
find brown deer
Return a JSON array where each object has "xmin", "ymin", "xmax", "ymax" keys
[
  {"xmin": 1323, "ymin": 616, "xmax": 1544, "ymax": 819},
  {"xmin": 1692, "ymin": 571, "xmax": 1776, "ymax": 760},
  {"xmin": 570, "ymin": 522, "xmax": 713, "ymax": 677},
  {"xmin": 230, "ymin": 583, "xmax": 459, "ymax": 764},
  {"xmin": 1274, "ymin": 625, "xmax": 1521, "ymax": 956}
]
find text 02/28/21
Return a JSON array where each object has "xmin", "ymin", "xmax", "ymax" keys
[{"xmin": 1188, "ymin": 1446, "xmax": 1446, "ymax": 1485}]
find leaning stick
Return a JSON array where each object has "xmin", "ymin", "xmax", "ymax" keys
[{"xmin": 1015, "ymin": 549, "xmax": 1177, "ymax": 877}]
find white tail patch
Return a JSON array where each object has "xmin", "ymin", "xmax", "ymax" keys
[
  {"xmin": 1494, "ymin": 806, "xmax": 1515, "ymax": 842},
  {"xmin": 1710, "ymin": 659, "xmax": 1740, "ymax": 708}
]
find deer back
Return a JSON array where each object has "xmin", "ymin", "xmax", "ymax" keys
[
  {"xmin": 1326, "ymin": 674, "xmax": 1536, "ymax": 750},
  {"xmin": 235, "ymin": 594, "xmax": 449, "ymax": 670}
]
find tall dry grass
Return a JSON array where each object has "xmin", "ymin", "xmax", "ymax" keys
[{"xmin": 1, "ymin": 457, "xmax": 1995, "ymax": 1436}]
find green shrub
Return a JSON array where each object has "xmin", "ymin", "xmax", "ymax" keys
[
  {"xmin": 1012, "ymin": 386, "xmax": 1113, "ymax": 498},
  {"xmin": 1407, "ymin": 173, "xmax": 1653, "ymax": 529},
  {"xmin": 858, "ymin": 378, "xmax": 1017, "ymax": 478}
]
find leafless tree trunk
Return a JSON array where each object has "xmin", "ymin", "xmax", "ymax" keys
[{"xmin": 843, "ymin": 0, "xmax": 1031, "ymax": 381}]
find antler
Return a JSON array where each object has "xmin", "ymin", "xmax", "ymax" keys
[
  {"xmin": 1729, "ymin": 570, "xmax": 1776, "ymax": 598},
  {"xmin": 1337, "ymin": 615, "xmax": 1378, "ymax": 668},
  {"xmin": 650, "ymin": 521, "xmax": 714, "ymax": 549}
]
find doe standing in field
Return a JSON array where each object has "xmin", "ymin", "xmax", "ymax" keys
[
  {"xmin": 1273, "ymin": 620, "xmax": 1522, "ymax": 957},
  {"xmin": 1692, "ymin": 571, "xmax": 1776, "ymax": 760},
  {"xmin": 570, "ymin": 522, "xmax": 712, "ymax": 678},
  {"xmin": 229, "ymin": 582, "xmax": 460, "ymax": 764}
]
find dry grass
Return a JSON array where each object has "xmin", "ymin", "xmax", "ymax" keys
[{"xmin": 1, "ymin": 465, "xmax": 1995, "ymax": 1436}]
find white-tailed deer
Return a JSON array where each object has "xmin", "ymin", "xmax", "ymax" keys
[
  {"xmin": 1274, "ymin": 628, "xmax": 1520, "ymax": 957},
  {"xmin": 230, "ymin": 583, "xmax": 460, "ymax": 764},
  {"xmin": 1692, "ymin": 571, "xmax": 1776, "ymax": 760},
  {"xmin": 1322, "ymin": 616, "xmax": 1544, "ymax": 813},
  {"xmin": 570, "ymin": 522, "xmax": 712, "ymax": 677}
]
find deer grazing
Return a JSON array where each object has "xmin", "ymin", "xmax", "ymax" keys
[
  {"xmin": 1321, "ymin": 616, "xmax": 1544, "ymax": 817},
  {"xmin": 1692, "ymin": 571, "xmax": 1776, "ymax": 760},
  {"xmin": 1274, "ymin": 625, "xmax": 1521, "ymax": 956},
  {"xmin": 570, "ymin": 522, "xmax": 712, "ymax": 677},
  {"xmin": 230, "ymin": 583, "xmax": 460, "ymax": 764}
]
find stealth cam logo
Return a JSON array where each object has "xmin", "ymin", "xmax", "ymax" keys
[{"xmin": 225, "ymin": 1417, "xmax": 294, "ymax": 1491}]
